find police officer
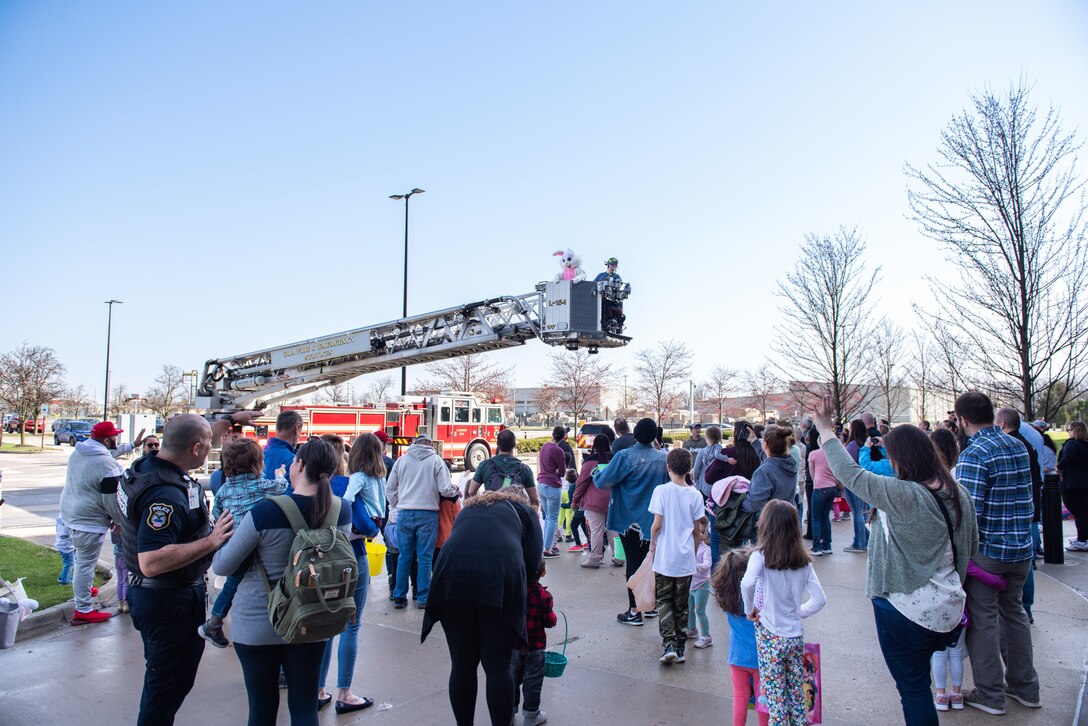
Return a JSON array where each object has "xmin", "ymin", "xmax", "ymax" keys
[{"xmin": 119, "ymin": 411, "xmax": 259, "ymax": 726}]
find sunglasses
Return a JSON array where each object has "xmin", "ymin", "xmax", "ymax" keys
[{"xmin": 145, "ymin": 443, "xmax": 160, "ymax": 449}]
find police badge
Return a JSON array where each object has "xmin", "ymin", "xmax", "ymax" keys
[{"xmin": 147, "ymin": 503, "xmax": 173, "ymax": 530}]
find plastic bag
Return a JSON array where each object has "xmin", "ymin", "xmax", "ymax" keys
[{"xmin": 626, "ymin": 555, "xmax": 656, "ymax": 612}]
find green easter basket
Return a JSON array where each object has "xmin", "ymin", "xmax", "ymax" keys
[{"xmin": 543, "ymin": 610, "xmax": 569, "ymax": 678}]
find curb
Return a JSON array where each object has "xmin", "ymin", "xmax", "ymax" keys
[{"xmin": 14, "ymin": 566, "xmax": 117, "ymax": 642}]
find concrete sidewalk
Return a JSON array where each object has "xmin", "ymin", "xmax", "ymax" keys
[{"xmin": 2, "ymin": 522, "xmax": 1085, "ymax": 726}]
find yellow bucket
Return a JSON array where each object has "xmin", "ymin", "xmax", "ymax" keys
[{"xmin": 366, "ymin": 540, "xmax": 387, "ymax": 577}]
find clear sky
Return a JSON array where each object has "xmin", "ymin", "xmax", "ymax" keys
[{"xmin": 2, "ymin": 2, "xmax": 1086, "ymax": 402}]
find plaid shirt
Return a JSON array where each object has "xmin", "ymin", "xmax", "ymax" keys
[
  {"xmin": 955, "ymin": 426, "xmax": 1033, "ymax": 562},
  {"xmin": 211, "ymin": 473, "xmax": 288, "ymax": 522},
  {"xmin": 523, "ymin": 582, "xmax": 557, "ymax": 650}
]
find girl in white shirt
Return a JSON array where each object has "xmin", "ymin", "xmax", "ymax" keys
[{"xmin": 741, "ymin": 499, "xmax": 826, "ymax": 725}]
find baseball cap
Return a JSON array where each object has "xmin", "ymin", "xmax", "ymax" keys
[
  {"xmin": 689, "ymin": 423, "xmax": 702, "ymax": 430},
  {"xmin": 372, "ymin": 430, "xmax": 392, "ymax": 444},
  {"xmin": 414, "ymin": 433, "xmax": 432, "ymax": 444},
  {"xmin": 91, "ymin": 421, "xmax": 124, "ymax": 439}
]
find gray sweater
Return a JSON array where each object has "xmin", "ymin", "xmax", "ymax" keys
[
  {"xmin": 211, "ymin": 494, "xmax": 352, "ymax": 646},
  {"xmin": 822, "ymin": 439, "xmax": 978, "ymax": 598},
  {"xmin": 59, "ymin": 439, "xmax": 126, "ymax": 533},
  {"xmin": 387, "ymin": 442, "xmax": 458, "ymax": 515}
]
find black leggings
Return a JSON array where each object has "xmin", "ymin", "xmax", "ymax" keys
[
  {"xmin": 570, "ymin": 509, "xmax": 590, "ymax": 546},
  {"xmin": 621, "ymin": 527, "xmax": 651, "ymax": 611},
  {"xmin": 439, "ymin": 600, "xmax": 518, "ymax": 726},
  {"xmin": 1064, "ymin": 488, "xmax": 1088, "ymax": 541},
  {"xmin": 234, "ymin": 641, "xmax": 326, "ymax": 726}
]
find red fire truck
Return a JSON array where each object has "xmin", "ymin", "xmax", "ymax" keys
[{"xmin": 250, "ymin": 392, "xmax": 506, "ymax": 471}]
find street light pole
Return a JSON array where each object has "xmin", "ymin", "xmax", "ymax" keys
[
  {"xmin": 389, "ymin": 188, "xmax": 425, "ymax": 396},
  {"xmin": 103, "ymin": 299, "xmax": 122, "ymax": 420}
]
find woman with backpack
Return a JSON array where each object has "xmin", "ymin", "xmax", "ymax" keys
[
  {"xmin": 212, "ymin": 438, "xmax": 356, "ymax": 726},
  {"xmin": 573, "ymin": 434, "xmax": 613, "ymax": 568}
]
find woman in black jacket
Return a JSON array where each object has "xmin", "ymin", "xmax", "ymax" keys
[
  {"xmin": 423, "ymin": 486, "xmax": 543, "ymax": 725},
  {"xmin": 1059, "ymin": 421, "xmax": 1088, "ymax": 551}
]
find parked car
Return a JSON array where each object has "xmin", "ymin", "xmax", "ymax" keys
[
  {"xmin": 576, "ymin": 421, "xmax": 617, "ymax": 451},
  {"xmin": 23, "ymin": 417, "xmax": 44, "ymax": 434},
  {"xmin": 78, "ymin": 418, "xmax": 99, "ymax": 425},
  {"xmin": 51, "ymin": 418, "xmax": 73, "ymax": 432},
  {"xmin": 55, "ymin": 421, "xmax": 93, "ymax": 446},
  {"xmin": 2, "ymin": 414, "xmax": 19, "ymax": 433}
]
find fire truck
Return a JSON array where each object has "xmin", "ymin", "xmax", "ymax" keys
[
  {"xmin": 197, "ymin": 278, "xmax": 632, "ymax": 469},
  {"xmin": 247, "ymin": 394, "xmax": 508, "ymax": 471}
]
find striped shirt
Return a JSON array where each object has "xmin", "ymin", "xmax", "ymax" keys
[{"xmin": 955, "ymin": 426, "xmax": 1033, "ymax": 562}]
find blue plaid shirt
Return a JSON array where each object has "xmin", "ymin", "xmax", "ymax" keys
[
  {"xmin": 211, "ymin": 473, "xmax": 288, "ymax": 524},
  {"xmin": 955, "ymin": 426, "xmax": 1033, "ymax": 562}
]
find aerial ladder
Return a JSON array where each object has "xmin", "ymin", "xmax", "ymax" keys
[{"xmin": 196, "ymin": 279, "xmax": 632, "ymax": 411}]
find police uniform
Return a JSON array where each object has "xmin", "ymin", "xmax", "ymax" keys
[{"xmin": 118, "ymin": 452, "xmax": 212, "ymax": 726}]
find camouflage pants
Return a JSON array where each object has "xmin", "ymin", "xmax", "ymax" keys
[{"xmin": 655, "ymin": 574, "xmax": 692, "ymax": 651}]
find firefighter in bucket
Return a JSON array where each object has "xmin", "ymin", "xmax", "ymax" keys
[{"xmin": 595, "ymin": 257, "xmax": 626, "ymax": 334}]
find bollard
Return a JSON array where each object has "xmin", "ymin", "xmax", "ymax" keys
[{"xmin": 1042, "ymin": 473, "xmax": 1064, "ymax": 565}]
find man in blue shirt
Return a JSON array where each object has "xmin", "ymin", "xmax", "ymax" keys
[
  {"xmin": 594, "ymin": 257, "xmax": 622, "ymax": 284},
  {"xmin": 263, "ymin": 410, "xmax": 303, "ymax": 482},
  {"xmin": 953, "ymin": 392, "xmax": 1040, "ymax": 715},
  {"xmin": 594, "ymin": 257, "xmax": 625, "ymax": 333},
  {"xmin": 593, "ymin": 417, "xmax": 667, "ymax": 626}
]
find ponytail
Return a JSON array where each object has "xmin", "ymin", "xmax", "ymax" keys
[{"xmin": 294, "ymin": 439, "xmax": 339, "ymax": 528}]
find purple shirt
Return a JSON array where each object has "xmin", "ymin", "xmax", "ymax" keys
[{"xmin": 537, "ymin": 442, "xmax": 566, "ymax": 488}]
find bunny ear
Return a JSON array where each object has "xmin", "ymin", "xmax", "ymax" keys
[{"xmin": 554, "ymin": 250, "xmax": 564, "ymax": 256}]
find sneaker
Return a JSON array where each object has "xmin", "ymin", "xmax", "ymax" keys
[
  {"xmin": 522, "ymin": 709, "xmax": 548, "ymax": 726},
  {"xmin": 934, "ymin": 693, "xmax": 950, "ymax": 712},
  {"xmin": 642, "ymin": 609, "xmax": 659, "ymax": 618},
  {"xmin": 416, "ymin": 601, "xmax": 427, "ymax": 609},
  {"xmin": 683, "ymin": 627, "xmax": 699, "ymax": 639},
  {"xmin": 843, "ymin": 546, "xmax": 867, "ymax": 553},
  {"xmin": 1067, "ymin": 539, "xmax": 1088, "ymax": 552},
  {"xmin": 523, "ymin": 709, "xmax": 548, "ymax": 726},
  {"xmin": 568, "ymin": 544, "xmax": 586, "ymax": 552},
  {"xmin": 580, "ymin": 561, "xmax": 603, "ymax": 569},
  {"xmin": 842, "ymin": 513, "xmax": 851, "ymax": 520},
  {"xmin": 71, "ymin": 609, "xmax": 112, "ymax": 625},
  {"xmin": 694, "ymin": 635, "xmax": 713, "ymax": 649},
  {"xmin": 961, "ymin": 689, "xmax": 1006, "ymax": 715},
  {"xmin": 674, "ymin": 649, "xmax": 686, "ymax": 663},
  {"xmin": 1004, "ymin": 690, "xmax": 1041, "ymax": 709},
  {"xmin": 809, "ymin": 548, "xmax": 824, "ymax": 556},
  {"xmin": 949, "ymin": 692, "xmax": 964, "ymax": 710},
  {"xmin": 564, "ymin": 535, "xmax": 574, "ymax": 542},
  {"xmin": 611, "ymin": 558, "xmax": 626, "ymax": 567},
  {"xmin": 117, "ymin": 600, "xmax": 129, "ymax": 614},
  {"xmin": 617, "ymin": 611, "xmax": 643, "ymax": 626},
  {"xmin": 822, "ymin": 548, "xmax": 833, "ymax": 555},
  {"xmin": 198, "ymin": 621, "xmax": 230, "ymax": 648},
  {"xmin": 393, "ymin": 598, "xmax": 408, "ymax": 609},
  {"xmin": 542, "ymin": 548, "xmax": 560, "ymax": 559},
  {"xmin": 659, "ymin": 646, "xmax": 678, "ymax": 664}
]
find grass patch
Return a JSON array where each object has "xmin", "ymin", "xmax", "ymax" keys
[
  {"xmin": 0, "ymin": 535, "xmax": 105, "ymax": 610},
  {"xmin": 0, "ymin": 442, "xmax": 49, "ymax": 453}
]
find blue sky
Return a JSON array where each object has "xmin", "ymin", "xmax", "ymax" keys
[{"xmin": 2, "ymin": 2, "xmax": 1086, "ymax": 401}]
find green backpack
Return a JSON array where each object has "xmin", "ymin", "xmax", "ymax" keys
[{"xmin": 258, "ymin": 496, "xmax": 358, "ymax": 643}]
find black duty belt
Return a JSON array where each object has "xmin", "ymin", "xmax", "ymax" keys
[{"xmin": 129, "ymin": 574, "xmax": 205, "ymax": 589}]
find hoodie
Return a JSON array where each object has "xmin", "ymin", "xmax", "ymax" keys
[
  {"xmin": 387, "ymin": 442, "xmax": 459, "ymax": 515},
  {"xmin": 59, "ymin": 439, "xmax": 127, "ymax": 533},
  {"xmin": 741, "ymin": 455, "xmax": 798, "ymax": 515}
]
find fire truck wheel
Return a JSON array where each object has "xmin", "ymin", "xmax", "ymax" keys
[{"xmin": 465, "ymin": 442, "xmax": 489, "ymax": 472}]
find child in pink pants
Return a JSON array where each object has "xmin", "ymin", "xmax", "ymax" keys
[{"xmin": 713, "ymin": 548, "xmax": 769, "ymax": 726}]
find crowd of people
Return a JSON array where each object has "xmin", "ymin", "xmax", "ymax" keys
[{"xmin": 48, "ymin": 388, "xmax": 1088, "ymax": 725}]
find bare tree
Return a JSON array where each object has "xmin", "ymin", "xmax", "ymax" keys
[
  {"xmin": 143, "ymin": 365, "xmax": 188, "ymax": 419},
  {"xmin": 364, "ymin": 375, "xmax": 395, "ymax": 405},
  {"xmin": 775, "ymin": 227, "xmax": 880, "ymax": 424},
  {"xmin": 703, "ymin": 366, "xmax": 737, "ymax": 424},
  {"xmin": 531, "ymin": 385, "xmax": 560, "ymax": 426},
  {"xmin": 743, "ymin": 363, "xmax": 780, "ymax": 423},
  {"xmin": 907, "ymin": 81, "xmax": 1088, "ymax": 419},
  {"xmin": 107, "ymin": 383, "xmax": 131, "ymax": 419},
  {"xmin": 57, "ymin": 384, "xmax": 95, "ymax": 418},
  {"xmin": 906, "ymin": 330, "xmax": 934, "ymax": 423},
  {"xmin": 318, "ymin": 382, "xmax": 353, "ymax": 406},
  {"xmin": 419, "ymin": 354, "xmax": 514, "ymax": 402},
  {"xmin": 0, "ymin": 343, "xmax": 66, "ymax": 445},
  {"xmin": 634, "ymin": 340, "xmax": 692, "ymax": 423},
  {"xmin": 543, "ymin": 351, "xmax": 611, "ymax": 426},
  {"xmin": 870, "ymin": 319, "xmax": 908, "ymax": 423}
]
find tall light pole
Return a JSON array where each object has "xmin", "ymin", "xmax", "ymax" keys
[
  {"xmin": 389, "ymin": 188, "xmax": 425, "ymax": 396},
  {"xmin": 103, "ymin": 299, "xmax": 122, "ymax": 420}
]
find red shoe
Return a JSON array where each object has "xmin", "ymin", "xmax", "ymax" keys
[
  {"xmin": 90, "ymin": 586, "xmax": 99, "ymax": 597},
  {"xmin": 567, "ymin": 544, "xmax": 586, "ymax": 552},
  {"xmin": 72, "ymin": 609, "xmax": 112, "ymax": 625}
]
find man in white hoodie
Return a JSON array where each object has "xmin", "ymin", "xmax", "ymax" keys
[
  {"xmin": 386, "ymin": 433, "xmax": 458, "ymax": 610},
  {"xmin": 59, "ymin": 421, "xmax": 139, "ymax": 624}
]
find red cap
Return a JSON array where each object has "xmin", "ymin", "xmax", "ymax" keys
[
  {"xmin": 372, "ymin": 430, "xmax": 391, "ymax": 444},
  {"xmin": 91, "ymin": 421, "xmax": 124, "ymax": 439}
]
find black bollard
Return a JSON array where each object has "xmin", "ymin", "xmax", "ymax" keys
[{"xmin": 1042, "ymin": 473, "xmax": 1064, "ymax": 565}]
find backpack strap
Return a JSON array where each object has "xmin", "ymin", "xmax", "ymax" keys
[
  {"xmin": 925, "ymin": 487, "xmax": 958, "ymax": 565},
  {"xmin": 321, "ymin": 497, "xmax": 342, "ymax": 529},
  {"xmin": 269, "ymin": 495, "xmax": 309, "ymax": 533}
]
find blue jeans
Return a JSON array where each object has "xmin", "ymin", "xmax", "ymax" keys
[
  {"xmin": 810, "ymin": 488, "xmax": 836, "ymax": 551},
  {"xmin": 539, "ymin": 484, "xmax": 562, "ymax": 551},
  {"xmin": 319, "ymin": 556, "xmax": 369, "ymax": 689},
  {"xmin": 844, "ymin": 487, "xmax": 870, "ymax": 549},
  {"xmin": 395, "ymin": 510, "xmax": 438, "ymax": 603},
  {"xmin": 872, "ymin": 598, "xmax": 946, "ymax": 726},
  {"xmin": 211, "ymin": 573, "xmax": 243, "ymax": 619},
  {"xmin": 709, "ymin": 523, "xmax": 721, "ymax": 571}
]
